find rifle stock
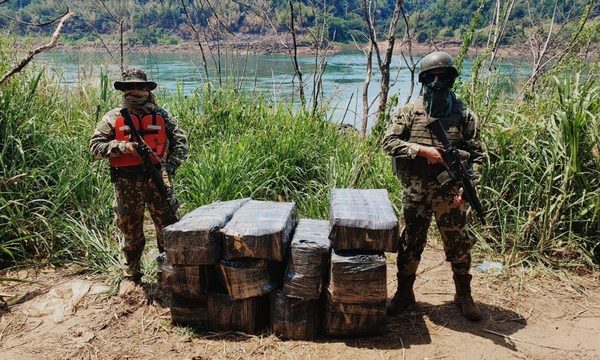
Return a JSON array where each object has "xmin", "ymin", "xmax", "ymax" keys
[{"xmin": 119, "ymin": 108, "xmax": 178, "ymax": 225}]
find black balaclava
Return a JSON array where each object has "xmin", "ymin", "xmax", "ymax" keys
[{"xmin": 422, "ymin": 72, "xmax": 455, "ymax": 118}]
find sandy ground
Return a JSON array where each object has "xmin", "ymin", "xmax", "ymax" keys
[{"xmin": 1, "ymin": 241, "xmax": 599, "ymax": 360}]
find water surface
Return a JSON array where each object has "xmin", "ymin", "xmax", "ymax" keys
[{"xmin": 36, "ymin": 50, "xmax": 528, "ymax": 127}]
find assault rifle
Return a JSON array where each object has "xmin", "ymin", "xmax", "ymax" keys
[
  {"xmin": 427, "ymin": 119, "xmax": 486, "ymax": 224},
  {"xmin": 120, "ymin": 108, "xmax": 178, "ymax": 225}
]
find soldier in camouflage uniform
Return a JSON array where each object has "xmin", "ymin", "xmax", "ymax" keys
[
  {"xmin": 89, "ymin": 68, "xmax": 188, "ymax": 283},
  {"xmin": 382, "ymin": 52, "xmax": 483, "ymax": 321}
]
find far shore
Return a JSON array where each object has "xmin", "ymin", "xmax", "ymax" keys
[{"xmin": 51, "ymin": 35, "xmax": 531, "ymax": 61}]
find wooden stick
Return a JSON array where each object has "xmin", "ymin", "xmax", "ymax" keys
[{"xmin": 0, "ymin": 12, "xmax": 73, "ymax": 86}]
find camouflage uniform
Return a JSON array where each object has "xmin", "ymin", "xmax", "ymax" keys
[
  {"xmin": 382, "ymin": 96, "xmax": 483, "ymax": 279},
  {"xmin": 89, "ymin": 70, "xmax": 188, "ymax": 280}
]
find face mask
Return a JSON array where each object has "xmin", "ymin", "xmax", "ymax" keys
[
  {"xmin": 422, "ymin": 72, "xmax": 455, "ymax": 117},
  {"xmin": 426, "ymin": 78, "xmax": 453, "ymax": 92},
  {"xmin": 423, "ymin": 86, "xmax": 453, "ymax": 117},
  {"xmin": 124, "ymin": 89, "xmax": 150, "ymax": 99},
  {"xmin": 123, "ymin": 89, "xmax": 157, "ymax": 114}
]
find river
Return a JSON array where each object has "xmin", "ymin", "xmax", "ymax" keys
[{"xmin": 36, "ymin": 50, "xmax": 528, "ymax": 127}]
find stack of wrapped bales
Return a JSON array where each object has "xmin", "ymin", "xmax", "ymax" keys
[
  {"xmin": 271, "ymin": 219, "xmax": 331, "ymax": 340},
  {"xmin": 162, "ymin": 198, "xmax": 250, "ymax": 326},
  {"xmin": 323, "ymin": 188, "xmax": 399, "ymax": 336},
  {"xmin": 211, "ymin": 200, "xmax": 297, "ymax": 333}
]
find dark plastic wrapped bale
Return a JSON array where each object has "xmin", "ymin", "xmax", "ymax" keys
[
  {"xmin": 268, "ymin": 260, "xmax": 287, "ymax": 288},
  {"xmin": 207, "ymin": 293, "xmax": 269, "ymax": 333},
  {"xmin": 329, "ymin": 189, "xmax": 399, "ymax": 252},
  {"xmin": 221, "ymin": 200, "xmax": 297, "ymax": 261},
  {"xmin": 328, "ymin": 250, "xmax": 387, "ymax": 304},
  {"xmin": 271, "ymin": 291, "xmax": 317, "ymax": 340},
  {"xmin": 163, "ymin": 198, "xmax": 251, "ymax": 265},
  {"xmin": 217, "ymin": 259, "xmax": 276, "ymax": 300},
  {"xmin": 322, "ymin": 289, "xmax": 386, "ymax": 337},
  {"xmin": 161, "ymin": 264, "xmax": 210, "ymax": 303},
  {"xmin": 171, "ymin": 297, "xmax": 208, "ymax": 327},
  {"xmin": 282, "ymin": 219, "xmax": 331, "ymax": 300}
]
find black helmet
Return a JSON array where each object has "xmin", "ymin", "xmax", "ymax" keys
[{"xmin": 418, "ymin": 51, "xmax": 459, "ymax": 83}]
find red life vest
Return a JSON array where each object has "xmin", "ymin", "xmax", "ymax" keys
[{"xmin": 109, "ymin": 112, "xmax": 167, "ymax": 168}]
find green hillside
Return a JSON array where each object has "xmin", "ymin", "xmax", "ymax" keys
[{"xmin": 1, "ymin": 0, "xmax": 598, "ymax": 45}]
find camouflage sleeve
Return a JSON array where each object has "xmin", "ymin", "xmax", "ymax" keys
[
  {"xmin": 381, "ymin": 105, "xmax": 421, "ymax": 159},
  {"xmin": 89, "ymin": 108, "xmax": 127, "ymax": 160},
  {"xmin": 158, "ymin": 108, "xmax": 189, "ymax": 175},
  {"xmin": 461, "ymin": 108, "xmax": 483, "ymax": 183}
]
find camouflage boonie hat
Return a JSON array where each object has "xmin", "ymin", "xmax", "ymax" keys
[{"xmin": 114, "ymin": 68, "xmax": 157, "ymax": 91}]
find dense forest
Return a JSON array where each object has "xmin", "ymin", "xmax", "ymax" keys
[{"xmin": 1, "ymin": 0, "xmax": 598, "ymax": 45}]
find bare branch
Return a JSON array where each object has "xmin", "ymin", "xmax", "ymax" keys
[
  {"xmin": 180, "ymin": 0, "xmax": 210, "ymax": 82},
  {"xmin": 203, "ymin": 0, "xmax": 235, "ymax": 35},
  {"xmin": 76, "ymin": 17, "xmax": 119, "ymax": 66},
  {"xmin": 0, "ymin": 12, "xmax": 73, "ymax": 86},
  {"xmin": 488, "ymin": 0, "xmax": 516, "ymax": 71},
  {"xmin": 98, "ymin": 0, "xmax": 120, "ymax": 24},
  {"xmin": 361, "ymin": 42, "xmax": 373, "ymax": 136},
  {"xmin": 374, "ymin": 0, "xmax": 403, "ymax": 119},
  {"xmin": 289, "ymin": 0, "xmax": 305, "ymax": 107},
  {"xmin": 0, "ymin": 7, "xmax": 69, "ymax": 27},
  {"xmin": 362, "ymin": 0, "xmax": 383, "ymax": 69},
  {"xmin": 231, "ymin": 0, "xmax": 288, "ymax": 49}
]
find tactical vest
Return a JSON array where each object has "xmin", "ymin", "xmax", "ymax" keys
[
  {"xmin": 109, "ymin": 112, "xmax": 167, "ymax": 168},
  {"xmin": 408, "ymin": 97, "xmax": 465, "ymax": 146},
  {"xmin": 395, "ymin": 97, "xmax": 467, "ymax": 178}
]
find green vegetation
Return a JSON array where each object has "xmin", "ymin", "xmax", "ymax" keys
[
  {"xmin": 1, "ymin": 0, "xmax": 598, "ymax": 45},
  {"xmin": 478, "ymin": 74, "xmax": 600, "ymax": 268},
  {"xmin": 458, "ymin": 36, "xmax": 600, "ymax": 267},
  {"xmin": 1, "ymin": 7, "xmax": 599, "ymax": 275},
  {"xmin": 0, "ymin": 35, "xmax": 400, "ymax": 272}
]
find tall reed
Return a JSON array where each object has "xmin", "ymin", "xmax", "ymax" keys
[
  {"xmin": 0, "ymin": 50, "xmax": 399, "ymax": 271},
  {"xmin": 468, "ymin": 72, "xmax": 599, "ymax": 267},
  {"xmin": 1, "ymin": 33, "xmax": 598, "ymax": 271}
]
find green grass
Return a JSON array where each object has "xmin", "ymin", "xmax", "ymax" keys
[
  {"xmin": 464, "ymin": 66, "xmax": 600, "ymax": 268},
  {"xmin": 0, "ymin": 34, "xmax": 599, "ymax": 274},
  {"xmin": 0, "ymin": 40, "xmax": 400, "ymax": 273}
]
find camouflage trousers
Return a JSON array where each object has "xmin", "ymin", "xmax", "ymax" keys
[
  {"xmin": 113, "ymin": 173, "xmax": 178, "ymax": 278},
  {"xmin": 397, "ymin": 175, "xmax": 474, "ymax": 277}
]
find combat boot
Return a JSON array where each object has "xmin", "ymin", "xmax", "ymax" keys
[
  {"xmin": 453, "ymin": 273, "xmax": 482, "ymax": 321},
  {"xmin": 123, "ymin": 250, "xmax": 143, "ymax": 284},
  {"xmin": 386, "ymin": 274, "xmax": 416, "ymax": 316}
]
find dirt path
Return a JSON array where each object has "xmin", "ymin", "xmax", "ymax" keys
[{"xmin": 1, "ymin": 243, "xmax": 599, "ymax": 360}]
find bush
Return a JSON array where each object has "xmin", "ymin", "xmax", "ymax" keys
[
  {"xmin": 0, "ymin": 53, "xmax": 400, "ymax": 270},
  {"xmin": 416, "ymin": 31, "xmax": 428, "ymax": 43},
  {"xmin": 327, "ymin": 15, "xmax": 365, "ymax": 43},
  {"xmin": 461, "ymin": 69, "xmax": 600, "ymax": 267}
]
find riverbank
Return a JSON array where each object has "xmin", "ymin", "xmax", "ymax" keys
[{"xmin": 51, "ymin": 33, "xmax": 528, "ymax": 60}]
